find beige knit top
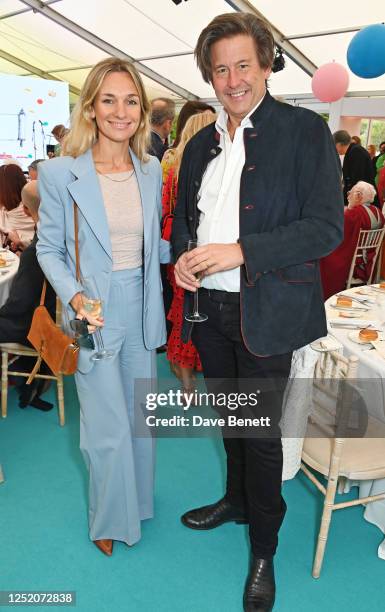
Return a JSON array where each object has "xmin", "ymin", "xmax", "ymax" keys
[{"xmin": 97, "ymin": 170, "xmax": 143, "ymax": 270}]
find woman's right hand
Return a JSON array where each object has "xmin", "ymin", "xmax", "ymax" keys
[{"xmin": 70, "ymin": 292, "xmax": 103, "ymax": 332}]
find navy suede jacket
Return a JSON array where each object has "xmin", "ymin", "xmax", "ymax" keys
[{"xmin": 171, "ymin": 92, "xmax": 344, "ymax": 356}]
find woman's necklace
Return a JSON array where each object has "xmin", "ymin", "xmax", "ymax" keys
[{"xmin": 96, "ymin": 169, "xmax": 134, "ymax": 183}]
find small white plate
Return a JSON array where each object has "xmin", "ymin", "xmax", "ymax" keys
[
  {"xmin": 348, "ymin": 330, "xmax": 383, "ymax": 345},
  {"xmin": 355, "ymin": 288, "xmax": 377, "ymax": 296},
  {"xmin": 368, "ymin": 285, "xmax": 385, "ymax": 294},
  {"xmin": 311, "ymin": 336, "xmax": 342, "ymax": 352}
]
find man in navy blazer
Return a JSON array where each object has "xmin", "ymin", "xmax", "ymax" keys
[{"xmin": 171, "ymin": 13, "xmax": 343, "ymax": 612}]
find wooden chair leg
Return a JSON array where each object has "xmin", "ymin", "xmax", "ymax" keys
[
  {"xmin": 57, "ymin": 375, "xmax": 65, "ymax": 427},
  {"xmin": 1, "ymin": 351, "xmax": 8, "ymax": 418},
  {"xmin": 312, "ymin": 468, "xmax": 339, "ymax": 578}
]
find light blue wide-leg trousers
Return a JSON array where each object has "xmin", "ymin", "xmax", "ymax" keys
[{"xmin": 75, "ymin": 267, "xmax": 156, "ymax": 545}]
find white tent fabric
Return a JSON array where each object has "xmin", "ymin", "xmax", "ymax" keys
[{"xmin": 0, "ymin": 0, "xmax": 384, "ymax": 102}]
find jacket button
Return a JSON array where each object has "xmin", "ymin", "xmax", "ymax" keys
[
  {"xmin": 249, "ymin": 133, "xmax": 257, "ymax": 138},
  {"xmin": 188, "ymin": 215, "xmax": 193, "ymax": 221},
  {"xmin": 194, "ymin": 180, "xmax": 200, "ymax": 187},
  {"xmin": 209, "ymin": 148, "xmax": 217, "ymax": 155},
  {"xmin": 244, "ymin": 204, "xmax": 254, "ymax": 210},
  {"xmin": 246, "ymin": 165, "xmax": 256, "ymax": 171}
]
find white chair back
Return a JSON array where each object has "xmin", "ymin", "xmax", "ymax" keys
[{"xmin": 346, "ymin": 227, "xmax": 385, "ymax": 288}]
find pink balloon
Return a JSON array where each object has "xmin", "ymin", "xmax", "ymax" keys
[{"xmin": 311, "ymin": 62, "xmax": 349, "ymax": 102}]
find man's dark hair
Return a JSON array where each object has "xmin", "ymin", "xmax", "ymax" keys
[
  {"xmin": 150, "ymin": 98, "xmax": 176, "ymax": 126},
  {"xmin": 195, "ymin": 12, "xmax": 275, "ymax": 84},
  {"xmin": 333, "ymin": 130, "xmax": 351, "ymax": 146}
]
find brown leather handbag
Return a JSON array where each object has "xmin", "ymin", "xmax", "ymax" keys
[{"xmin": 27, "ymin": 203, "xmax": 81, "ymax": 382}]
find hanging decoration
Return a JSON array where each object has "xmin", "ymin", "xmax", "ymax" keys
[
  {"xmin": 347, "ymin": 24, "xmax": 385, "ymax": 78},
  {"xmin": 311, "ymin": 62, "xmax": 349, "ymax": 102}
]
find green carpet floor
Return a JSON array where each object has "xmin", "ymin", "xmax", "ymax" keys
[{"xmin": 1, "ymin": 355, "xmax": 384, "ymax": 612}]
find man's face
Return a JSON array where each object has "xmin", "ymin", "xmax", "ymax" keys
[
  {"xmin": 151, "ymin": 101, "xmax": 173, "ymax": 137},
  {"xmin": 210, "ymin": 34, "xmax": 271, "ymax": 125},
  {"xmin": 380, "ymin": 143, "xmax": 385, "ymax": 154}
]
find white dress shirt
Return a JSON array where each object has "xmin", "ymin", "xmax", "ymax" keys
[{"xmin": 197, "ymin": 96, "xmax": 264, "ymax": 291}]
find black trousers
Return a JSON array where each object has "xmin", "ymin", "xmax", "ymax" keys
[{"xmin": 192, "ymin": 289, "xmax": 292, "ymax": 559}]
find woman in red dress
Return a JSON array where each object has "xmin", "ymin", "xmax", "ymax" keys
[{"xmin": 161, "ymin": 110, "xmax": 216, "ymax": 393}]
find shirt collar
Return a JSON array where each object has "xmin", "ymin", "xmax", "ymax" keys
[{"xmin": 215, "ymin": 92, "xmax": 266, "ymax": 136}]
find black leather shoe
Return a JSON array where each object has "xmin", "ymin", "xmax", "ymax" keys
[
  {"xmin": 243, "ymin": 557, "xmax": 275, "ymax": 612},
  {"xmin": 181, "ymin": 497, "xmax": 247, "ymax": 530}
]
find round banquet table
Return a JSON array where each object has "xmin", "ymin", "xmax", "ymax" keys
[
  {"xmin": 282, "ymin": 284, "xmax": 385, "ymax": 559},
  {"xmin": 324, "ymin": 284, "xmax": 385, "ymax": 559}
]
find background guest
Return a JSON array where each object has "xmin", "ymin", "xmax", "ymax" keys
[
  {"xmin": 162, "ymin": 110, "xmax": 216, "ymax": 393},
  {"xmin": 0, "ymin": 164, "xmax": 35, "ymax": 251},
  {"xmin": 149, "ymin": 97, "xmax": 176, "ymax": 161},
  {"xmin": 28, "ymin": 159, "xmax": 44, "ymax": 181},
  {"xmin": 334, "ymin": 130, "xmax": 376, "ymax": 204},
  {"xmin": 0, "ymin": 180, "xmax": 55, "ymax": 411},
  {"xmin": 51, "ymin": 124, "xmax": 69, "ymax": 155},
  {"xmin": 160, "ymin": 100, "xmax": 216, "ymax": 344},
  {"xmin": 320, "ymin": 181, "xmax": 384, "ymax": 299}
]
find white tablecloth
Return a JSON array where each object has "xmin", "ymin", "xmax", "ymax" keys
[
  {"xmin": 325, "ymin": 286, "xmax": 385, "ymax": 559},
  {"xmin": 282, "ymin": 285, "xmax": 385, "ymax": 559},
  {"xmin": 0, "ymin": 250, "xmax": 19, "ymax": 307}
]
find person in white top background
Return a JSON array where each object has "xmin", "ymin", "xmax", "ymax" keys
[{"xmin": 172, "ymin": 12, "xmax": 344, "ymax": 612}]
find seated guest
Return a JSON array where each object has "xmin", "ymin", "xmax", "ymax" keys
[
  {"xmin": 320, "ymin": 181, "xmax": 384, "ymax": 299},
  {"xmin": 0, "ymin": 181, "xmax": 56, "ymax": 410},
  {"xmin": 0, "ymin": 164, "xmax": 35, "ymax": 250},
  {"xmin": 28, "ymin": 159, "xmax": 44, "ymax": 181}
]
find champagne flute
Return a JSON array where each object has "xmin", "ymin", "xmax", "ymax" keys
[
  {"xmin": 185, "ymin": 239, "xmax": 208, "ymax": 323},
  {"xmin": 82, "ymin": 297, "xmax": 114, "ymax": 361}
]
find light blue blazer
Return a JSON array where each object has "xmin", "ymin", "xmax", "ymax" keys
[{"xmin": 37, "ymin": 148, "xmax": 171, "ymax": 374}]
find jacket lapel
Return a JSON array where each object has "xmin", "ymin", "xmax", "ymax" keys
[
  {"xmin": 131, "ymin": 150, "xmax": 153, "ymax": 255},
  {"xmin": 67, "ymin": 149, "xmax": 112, "ymax": 259}
]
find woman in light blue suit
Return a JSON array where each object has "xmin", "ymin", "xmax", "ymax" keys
[{"xmin": 37, "ymin": 58, "xmax": 170, "ymax": 556}]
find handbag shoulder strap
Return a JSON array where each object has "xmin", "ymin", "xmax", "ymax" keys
[
  {"xmin": 39, "ymin": 200, "xmax": 81, "ymax": 306},
  {"xmin": 73, "ymin": 202, "xmax": 80, "ymax": 282}
]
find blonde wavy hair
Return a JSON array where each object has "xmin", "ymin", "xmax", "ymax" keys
[
  {"xmin": 63, "ymin": 58, "xmax": 151, "ymax": 161},
  {"xmin": 174, "ymin": 110, "xmax": 216, "ymax": 176}
]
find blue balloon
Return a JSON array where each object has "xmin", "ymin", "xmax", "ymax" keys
[{"xmin": 347, "ymin": 23, "xmax": 385, "ymax": 78}]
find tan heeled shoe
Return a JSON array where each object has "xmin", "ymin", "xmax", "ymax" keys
[{"xmin": 93, "ymin": 539, "xmax": 113, "ymax": 556}]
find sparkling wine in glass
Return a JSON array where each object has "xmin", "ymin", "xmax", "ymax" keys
[
  {"xmin": 185, "ymin": 239, "xmax": 208, "ymax": 323},
  {"xmin": 82, "ymin": 298, "xmax": 114, "ymax": 361}
]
